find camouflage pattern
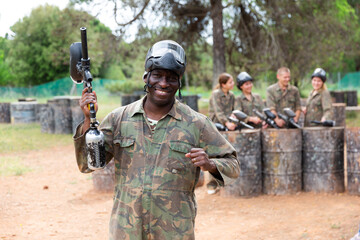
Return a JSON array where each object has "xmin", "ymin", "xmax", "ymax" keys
[
  {"xmin": 266, "ymin": 83, "xmax": 301, "ymax": 115},
  {"xmin": 234, "ymin": 93, "xmax": 265, "ymax": 128},
  {"xmin": 208, "ymin": 89, "xmax": 235, "ymax": 125},
  {"xmin": 74, "ymin": 96, "xmax": 239, "ymax": 240},
  {"xmin": 304, "ymin": 89, "xmax": 333, "ymax": 127}
]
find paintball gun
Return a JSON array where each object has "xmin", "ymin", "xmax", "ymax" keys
[
  {"xmin": 253, "ymin": 108, "xmax": 279, "ymax": 129},
  {"xmin": 214, "ymin": 110, "xmax": 254, "ymax": 131},
  {"xmin": 70, "ymin": 27, "xmax": 106, "ymax": 170},
  {"xmin": 310, "ymin": 120, "xmax": 336, "ymax": 127},
  {"xmin": 277, "ymin": 108, "xmax": 301, "ymax": 129},
  {"xmin": 231, "ymin": 110, "xmax": 254, "ymax": 130}
]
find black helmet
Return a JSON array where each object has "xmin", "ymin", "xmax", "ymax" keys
[
  {"xmin": 236, "ymin": 72, "xmax": 253, "ymax": 89},
  {"xmin": 311, "ymin": 68, "xmax": 326, "ymax": 82},
  {"xmin": 144, "ymin": 40, "xmax": 186, "ymax": 77}
]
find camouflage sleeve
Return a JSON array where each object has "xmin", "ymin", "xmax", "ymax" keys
[
  {"xmin": 210, "ymin": 91, "xmax": 229, "ymax": 125},
  {"xmin": 73, "ymin": 122, "xmax": 93, "ymax": 173},
  {"xmin": 321, "ymin": 90, "xmax": 333, "ymax": 120},
  {"xmin": 199, "ymin": 117, "xmax": 240, "ymax": 186},
  {"xmin": 266, "ymin": 87, "xmax": 276, "ymax": 111},
  {"xmin": 73, "ymin": 112, "xmax": 116, "ymax": 173},
  {"xmin": 255, "ymin": 94, "xmax": 265, "ymax": 111},
  {"xmin": 234, "ymin": 96, "xmax": 243, "ymax": 111}
]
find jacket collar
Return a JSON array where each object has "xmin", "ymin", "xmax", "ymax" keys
[{"xmin": 129, "ymin": 95, "xmax": 182, "ymax": 121}]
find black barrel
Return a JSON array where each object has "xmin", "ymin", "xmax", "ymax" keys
[
  {"xmin": 92, "ymin": 159, "xmax": 115, "ymax": 192},
  {"xmin": 53, "ymin": 96, "xmax": 72, "ymax": 134},
  {"xmin": 262, "ymin": 129, "xmax": 302, "ymax": 195},
  {"xmin": 180, "ymin": 95, "xmax": 200, "ymax": 112},
  {"xmin": 330, "ymin": 91, "xmax": 345, "ymax": 103},
  {"xmin": 121, "ymin": 95, "xmax": 141, "ymax": 106},
  {"xmin": 40, "ymin": 100, "xmax": 56, "ymax": 133},
  {"xmin": 10, "ymin": 102, "xmax": 37, "ymax": 123},
  {"xmin": 221, "ymin": 129, "xmax": 262, "ymax": 197},
  {"xmin": 35, "ymin": 103, "xmax": 47, "ymax": 122},
  {"xmin": 345, "ymin": 90, "xmax": 358, "ymax": 107},
  {"xmin": 346, "ymin": 127, "xmax": 360, "ymax": 195},
  {"xmin": 302, "ymin": 127, "xmax": 345, "ymax": 193},
  {"xmin": 0, "ymin": 103, "xmax": 11, "ymax": 123}
]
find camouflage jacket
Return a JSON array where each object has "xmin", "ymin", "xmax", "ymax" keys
[
  {"xmin": 234, "ymin": 93, "xmax": 265, "ymax": 128},
  {"xmin": 266, "ymin": 83, "xmax": 301, "ymax": 115},
  {"xmin": 304, "ymin": 88, "xmax": 333, "ymax": 127},
  {"xmin": 73, "ymin": 96, "xmax": 239, "ymax": 240},
  {"xmin": 208, "ymin": 89, "xmax": 235, "ymax": 125}
]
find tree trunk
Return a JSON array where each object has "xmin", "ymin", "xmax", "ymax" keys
[{"xmin": 210, "ymin": 0, "xmax": 226, "ymax": 88}]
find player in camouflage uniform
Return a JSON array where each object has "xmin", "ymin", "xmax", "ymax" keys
[
  {"xmin": 73, "ymin": 40, "xmax": 240, "ymax": 240},
  {"xmin": 266, "ymin": 67, "xmax": 301, "ymax": 128},
  {"xmin": 303, "ymin": 68, "xmax": 333, "ymax": 126},
  {"xmin": 208, "ymin": 73, "xmax": 236, "ymax": 131},
  {"xmin": 207, "ymin": 73, "xmax": 236, "ymax": 194},
  {"xmin": 234, "ymin": 72, "xmax": 264, "ymax": 128}
]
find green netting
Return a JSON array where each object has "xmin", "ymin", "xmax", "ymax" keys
[
  {"xmin": 0, "ymin": 78, "xmax": 120, "ymax": 99},
  {"xmin": 337, "ymin": 72, "xmax": 360, "ymax": 89}
]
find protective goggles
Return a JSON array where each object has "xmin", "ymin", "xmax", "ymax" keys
[{"xmin": 149, "ymin": 41, "xmax": 186, "ymax": 65}]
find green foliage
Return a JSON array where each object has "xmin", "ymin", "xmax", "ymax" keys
[
  {"xmin": 105, "ymin": 80, "xmax": 144, "ymax": 94},
  {"xmin": 0, "ymin": 37, "xmax": 13, "ymax": 85},
  {"xmin": 0, "ymin": 123, "xmax": 73, "ymax": 154},
  {"xmin": 6, "ymin": 5, "xmax": 115, "ymax": 87},
  {"xmin": 103, "ymin": 63, "xmax": 127, "ymax": 80}
]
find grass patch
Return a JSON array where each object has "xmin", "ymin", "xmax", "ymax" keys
[
  {"xmin": 0, "ymin": 123, "xmax": 73, "ymax": 154},
  {"xmin": 346, "ymin": 110, "xmax": 360, "ymax": 127},
  {"xmin": 0, "ymin": 156, "xmax": 32, "ymax": 176}
]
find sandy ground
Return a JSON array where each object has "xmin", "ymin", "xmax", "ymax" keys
[{"xmin": 0, "ymin": 144, "xmax": 360, "ymax": 240}]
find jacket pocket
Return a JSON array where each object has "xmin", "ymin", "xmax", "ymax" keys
[
  {"xmin": 168, "ymin": 141, "xmax": 195, "ymax": 174},
  {"xmin": 113, "ymin": 136, "xmax": 135, "ymax": 169}
]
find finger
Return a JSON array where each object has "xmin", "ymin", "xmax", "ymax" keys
[{"xmin": 188, "ymin": 151, "xmax": 206, "ymax": 159}]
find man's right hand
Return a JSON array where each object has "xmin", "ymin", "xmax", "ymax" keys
[
  {"xmin": 79, "ymin": 88, "xmax": 98, "ymax": 134},
  {"xmin": 79, "ymin": 88, "xmax": 98, "ymax": 118},
  {"xmin": 274, "ymin": 117, "xmax": 286, "ymax": 128},
  {"xmin": 225, "ymin": 121, "xmax": 237, "ymax": 131}
]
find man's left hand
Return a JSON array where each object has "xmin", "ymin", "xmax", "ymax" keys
[{"xmin": 185, "ymin": 148, "xmax": 217, "ymax": 173}]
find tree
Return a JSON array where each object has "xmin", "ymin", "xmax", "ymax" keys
[
  {"xmin": 71, "ymin": 0, "xmax": 227, "ymax": 87},
  {"xmin": 6, "ymin": 4, "xmax": 116, "ymax": 86},
  {"xmin": 0, "ymin": 37, "xmax": 13, "ymax": 86}
]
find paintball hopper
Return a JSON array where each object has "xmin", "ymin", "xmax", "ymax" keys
[
  {"xmin": 215, "ymin": 122, "xmax": 228, "ymax": 131},
  {"xmin": 310, "ymin": 120, "xmax": 335, "ymax": 127},
  {"xmin": 69, "ymin": 42, "xmax": 83, "ymax": 84},
  {"xmin": 263, "ymin": 108, "xmax": 276, "ymax": 120},
  {"xmin": 280, "ymin": 108, "xmax": 301, "ymax": 129},
  {"xmin": 231, "ymin": 110, "xmax": 254, "ymax": 129},
  {"xmin": 232, "ymin": 110, "xmax": 248, "ymax": 121},
  {"xmin": 283, "ymin": 108, "xmax": 296, "ymax": 118}
]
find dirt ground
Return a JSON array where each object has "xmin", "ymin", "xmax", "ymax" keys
[{"xmin": 1, "ymin": 144, "xmax": 360, "ymax": 240}]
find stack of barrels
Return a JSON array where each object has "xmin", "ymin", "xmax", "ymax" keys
[
  {"xmin": 219, "ymin": 124, "xmax": 360, "ymax": 197},
  {"xmin": 1, "ymin": 96, "xmax": 84, "ymax": 135}
]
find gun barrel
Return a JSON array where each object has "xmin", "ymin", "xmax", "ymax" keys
[
  {"xmin": 240, "ymin": 121, "xmax": 254, "ymax": 129},
  {"xmin": 80, "ymin": 27, "xmax": 88, "ymax": 60},
  {"xmin": 289, "ymin": 119, "xmax": 301, "ymax": 129}
]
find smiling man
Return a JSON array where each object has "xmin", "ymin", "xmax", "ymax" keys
[
  {"xmin": 73, "ymin": 40, "xmax": 240, "ymax": 240},
  {"xmin": 266, "ymin": 67, "xmax": 302, "ymax": 128}
]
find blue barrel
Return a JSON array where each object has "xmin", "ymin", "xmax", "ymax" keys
[{"xmin": 10, "ymin": 102, "xmax": 37, "ymax": 123}]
